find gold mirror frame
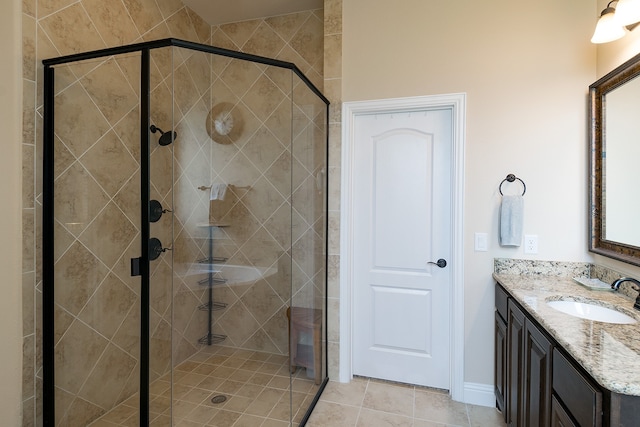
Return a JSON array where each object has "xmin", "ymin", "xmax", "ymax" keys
[{"xmin": 590, "ymin": 51, "xmax": 640, "ymax": 266}]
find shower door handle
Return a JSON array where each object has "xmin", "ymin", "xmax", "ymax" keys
[{"xmin": 427, "ymin": 258, "xmax": 447, "ymax": 268}]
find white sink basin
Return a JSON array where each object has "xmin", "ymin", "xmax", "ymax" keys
[{"xmin": 546, "ymin": 300, "xmax": 637, "ymax": 324}]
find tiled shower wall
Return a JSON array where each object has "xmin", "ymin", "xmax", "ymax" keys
[
  {"xmin": 323, "ymin": 0, "xmax": 343, "ymax": 381},
  {"xmin": 22, "ymin": 0, "xmax": 328, "ymax": 425}
]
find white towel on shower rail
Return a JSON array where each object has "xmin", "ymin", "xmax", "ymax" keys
[
  {"xmin": 210, "ymin": 183, "xmax": 227, "ymax": 201},
  {"xmin": 499, "ymin": 195, "xmax": 523, "ymax": 247}
]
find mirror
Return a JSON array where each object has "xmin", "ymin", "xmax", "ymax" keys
[{"xmin": 590, "ymin": 51, "xmax": 640, "ymax": 266}]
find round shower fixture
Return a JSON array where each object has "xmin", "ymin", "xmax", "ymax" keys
[{"xmin": 150, "ymin": 124, "xmax": 177, "ymax": 146}]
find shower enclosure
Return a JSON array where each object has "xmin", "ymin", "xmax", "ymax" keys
[{"xmin": 42, "ymin": 39, "xmax": 328, "ymax": 426}]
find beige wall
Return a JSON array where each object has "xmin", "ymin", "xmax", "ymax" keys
[
  {"xmin": 1, "ymin": 0, "xmax": 23, "ymax": 424},
  {"xmin": 342, "ymin": 0, "xmax": 597, "ymax": 387}
]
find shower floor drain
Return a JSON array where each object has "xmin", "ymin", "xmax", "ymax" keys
[{"xmin": 211, "ymin": 395, "xmax": 227, "ymax": 404}]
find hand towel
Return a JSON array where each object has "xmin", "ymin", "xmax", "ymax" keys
[
  {"xmin": 209, "ymin": 183, "xmax": 227, "ymax": 201},
  {"xmin": 500, "ymin": 195, "xmax": 523, "ymax": 247}
]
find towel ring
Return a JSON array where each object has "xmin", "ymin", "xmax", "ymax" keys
[{"xmin": 499, "ymin": 174, "xmax": 526, "ymax": 196}]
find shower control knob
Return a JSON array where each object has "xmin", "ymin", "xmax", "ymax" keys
[
  {"xmin": 149, "ymin": 237, "xmax": 172, "ymax": 261},
  {"xmin": 427, "ymin": 258, "xmax": 447, "ymax": 268}
]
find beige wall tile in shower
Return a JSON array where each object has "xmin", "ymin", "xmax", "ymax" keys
[
  {"xmin": 166, "ymin": 8, "xmax": 199, "ymax": 42},
  {"xmin": 22, "ymin": 272, "xmax": 35, "ymax": 336},
  {"xmin": 22, "ymin": 334, "xmax": 35, "ymax": 402},
  {"xmin": 54, "ymin": 241, "xmax": 109, "ymax": 316},
  {"xmin": 79, "ymin": 202, "xmax": 138, "ymax": 269},
  {"xmin": 241, "ymin": 227, "xmax": 282, "ymax": 268},
  {"xmin": 155, "ymin": 0, "xmax": 183, "ymax": 20},
  {"xmin": 149, "ymin": 131, "xmax": 174, "ymax": 197},
  {"xmin": 23, "ymin": 0, "xmax": 35, "ymax": 18},
  {"xmin": 185, "ymin": 52, "xmax": 212, "ymax": 97},
  {"xmin": 220, "ymin": 59, "xmax": 262, "ymax": 99},
  {"xmin": 173, "ymin": 62, "xmax": 201, "ymax": 116},
  {"xmin": 54, "ymin": 82, "xmax": 111, "ymax": 158},
  {"xmin": 83, "ymin": 0, "xmax": 141, "ymax": 46},
  {"xmin": 290, "ymin": 14, "xmax": 323, "ymax": 70},
  {"xmin": 172, "ymin": 285, "xmax": 202, "ymax": 334},
  {"xmin": 243, "ymin": 75, "xmax": 285, "ymax": 121},
  {"xmin": 243, "ymin": 22, "xmax": 286, "ymax": 59},
  {"xmin": 81, "ymin": 59, "xmax": 139, "ymax": 126},
  {"xmin": 121, "ymin": 0, "xmax": 164, "ymax": 38},
  {"xmin": 264, "ymin": 203, "xmax": 292, "ymax": 250},
  {"xmin": 39, "ymin": 3, "xmax": 106, "ymax": 56},
  {"xmin": 220, "ymin": 152, "xmax": 261, "ymax": 189},
  {"xmin": 23, "ymin": 80, "xmax": 35, "ymax": 145},
  {"xmin": 80, "ymin": 131, "xmax": 138, "ymax": 197},
  {"xmin": 78, "ymin": 273, "xmax": 137, "ymax": 339},
  {"xmin": 217, "ymin": 302, "xmax": 261, "ymax": 347},
  {"xmin": 59, "ymin": 395, "xmax": 104, "ymax": 426},
  {"xmin": 149, "ymin": 79, "xmax": 174, "ymax": 131},
  {"xmin": 37, "ymin": 0, "xmax": 75, "ymax": 19},
  {"xmin": 323, "ymin": 33, "xmax": 342, "ymax": 80},
  {"xmin": 324, "ymin": 0, "xmax": 342, "ymax": 35},
  {"xmin": 219, "ymin": 20, "xmax": 261, "ymax": 50},
  {"xmin": 240, "ymin": 279, "xmax": 282, "ymax": 325},
  {"xmin": 186, "ymin": 7, "xmax": 210, "ymax": 44},
  {"xmin": 114, "ymin": 55, "xmax": 142, "ymax": 97},
  {"xmin": 266, "ymin": 12, "xmax": 311, "ymax": 44},
  {"xmin": 78, "ymin": 343, "xmax": 137, "ymax": 410},
  {"xmin": 111, "ymin": 299, "xmax": 141, "ymax": 357},
  {"xmin": 149, "ymin": 260, "xmax": 172, "ymax": 315},
  {"xmin": 55, "ymin": 319, "xmax": 109, "ymax": 395},
  {"xmin": 242, "ymin": 177, "xmax": 286, "ymax": 224},
  {"xmin": 243, "ymin": 328, "xmax": 280, "ymax": 354},
  {"xmin": 114, "ymin": 107, "xmax": 141, "ymax": 159},
  {"xmin": 149, "ymin": 318, "xmax": 172, "ymax": 376},
  {"xmin": 23, "ymin": 143, "xmax": 35, "ymax": 209},
  {"xmin": 22, "ymin": 209, "xmax": 34, "ymax": 273},
  {"xmin": 23, "ymin": 13, "xmax": 36, "ymax": 81}
]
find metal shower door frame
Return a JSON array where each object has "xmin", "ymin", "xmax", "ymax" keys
[{"xmin": 42, "ymin": 38, "xmax": 330, "ymax": 426}]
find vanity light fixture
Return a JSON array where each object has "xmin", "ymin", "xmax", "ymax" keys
[
  {"xmin": 592, "ymin": 0, "xmax": 640, "ymax": 43},
  {"xmin": 615, "ymin": 0, "xmax": 640, "ymax": 25}
]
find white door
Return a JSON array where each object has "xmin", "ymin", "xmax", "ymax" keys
[{"xmin": 352, "ymin": 108, "xmax": 452, "ymax": 389}]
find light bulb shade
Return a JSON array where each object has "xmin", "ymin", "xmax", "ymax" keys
[
  {"xmin": 592, "ymin": 9, "xmax": 627, "ymax": 43},
  {"xmin": 615, "ymin": 0, "xmax": 640, "ymax": 26}
]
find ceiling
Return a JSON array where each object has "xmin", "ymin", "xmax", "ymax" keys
[{"xmin": 182, "ymin": 0, "xmax": 324, "ymax": 25}]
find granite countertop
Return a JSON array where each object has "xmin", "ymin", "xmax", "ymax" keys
[{"xmin": 494, "ymin": 273, "xmax": 640, "ymax": 396}]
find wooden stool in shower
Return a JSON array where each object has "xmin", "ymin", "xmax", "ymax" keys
[{"xmin": 286, "ymin": 306, "xmax": 322, "ymax": 385}]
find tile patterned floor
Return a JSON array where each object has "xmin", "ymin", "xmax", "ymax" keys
[
  {"xmin": 90, "ymin": 346, "xmax": 320, "ymax": 426},
  {"xmin": 91, "ymin": 345, "xmax": 505, "ymax": 427},
  {"xmin": 307, "ymin": 377, "xmax": 507, "ymax": 427}
]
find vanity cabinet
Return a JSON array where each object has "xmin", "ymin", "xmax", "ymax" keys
[
  {"xmin": 496, "ymin": 282, "xmax": 607, "ymax": 427},
  {"xmin": 551, "ymin": 395, "xmax": 577, "ymax": 427},
  {"xmin": 496, "ymin": 276, "xmax": 640, "ymax": 427},
  {"xmin": 552, "ymin": 348, "xmax": 602, "ymax": 427},
  {"xmin": 505, "ymin": 298, "xmax": 553, "ymax": 427},
  {"xmin": 495, "ymin": 284, "xmax": 508, "ymax": 418}
]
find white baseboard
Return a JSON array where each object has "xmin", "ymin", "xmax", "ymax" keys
[{"xmin": 463, "ymin": 382, "xmax": 496, "ymax": 407}]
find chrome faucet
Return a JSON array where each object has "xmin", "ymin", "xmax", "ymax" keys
[{"xmin": 611, "ymin": 277, "xmax": 640, "ymax": 311}]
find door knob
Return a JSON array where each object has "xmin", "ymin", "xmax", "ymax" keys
[{"xmin": 427, "ymin": 258, "xmax": 447, "ymax": 268}]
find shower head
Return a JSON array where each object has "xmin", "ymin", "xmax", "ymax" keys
[{"xmin": 150, "ymin": 124, "xmax": 177, "ymax": 146}]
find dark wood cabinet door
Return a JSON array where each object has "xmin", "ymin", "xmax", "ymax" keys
[
  {"xmin": 495, "ymin": 311, "xmax": 507, "ymax": 419},
  {"xmin": 507, "ymin": 300, "xmax": 525, "ymax": 427},
  {"xmin": 523, "ymin": 320, "xmax": 552, "ymax": 427},
  {"xmin": 551, "ymin": 395, "xmax": 578, "ymax": 427}
]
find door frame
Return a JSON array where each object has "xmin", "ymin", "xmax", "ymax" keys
[{"xmin": 339, "ymin": 93, "xmax": 466, "ymax": 401}]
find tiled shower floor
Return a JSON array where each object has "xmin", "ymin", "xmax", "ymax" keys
[{"xmin": 90, "ymin": 346, "xmax": 319, "ymax": 426}]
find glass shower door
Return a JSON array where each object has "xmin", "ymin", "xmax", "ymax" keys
[{"xmin": 46, "ymin": 52, "xmax": 148, "ymax": 425}]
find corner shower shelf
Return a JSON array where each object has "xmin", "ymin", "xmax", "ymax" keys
[{"xmin": 196, "ymin": 222, "xmax": 230, "ymax": 346}]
